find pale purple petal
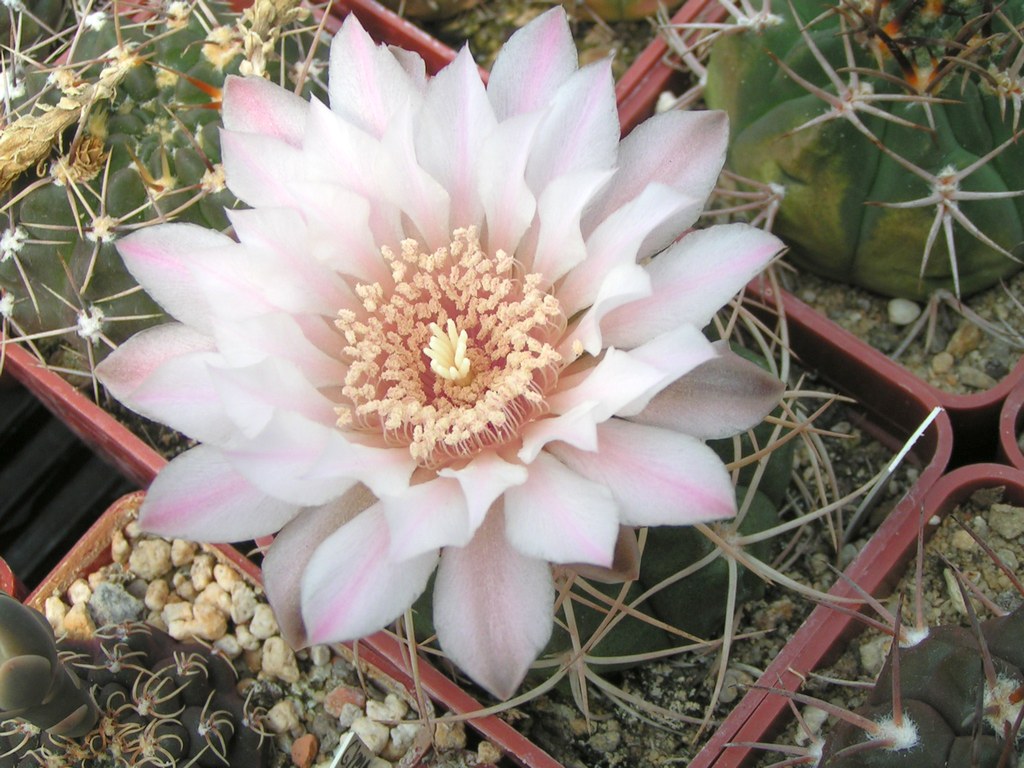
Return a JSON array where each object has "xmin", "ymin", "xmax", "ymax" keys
[
  {"xmin": 504, "ymin": 451, "xmax": 619, "ymax": 566},
  {"xmin": 548, "ymin": 419, "xmax": 736, "ymax": 526},
  {"xmin": 438, "ymin": 452, "xmax": 529, "ymax": 530},
  {"xmin": 631, "ymin": 344, "xmax": 785, "ymax": 439},
  {"xmin": 328, "ymin": 14, "xmax": 423, "ymax": 138},
  {"xmin": 585, "ymin": 109, "xmax": 729, "ymax": 232},
  {"xmin": 116, "ymin": 224, "xmax": 232, "ymax": 332},
  {"xmin": 415, "ymin": 46, "xmax": 497, "ymax": 230},
  {"xmin": 525, "ymin": 60, "xmax": 619, "ymax": 190},
  {"xmin": 139, "ymin": 444, "xmax": 299, "ymax": 540},
  {"xmin": 222, "ymin": 75, "xmax": 309, "ymax": 144},
  {"xmin": 433, "ymin": 507, "xmax": 554, "ymax": 699},
  {"xmin": 601, "ymin": 224, "xmax": 785, "ymax": 347},
  {"xmin": 263, "ymin": 485, "xmax": 377, "ymax": 648},
  {"xmin": 487, "ymin": 7, "xmax": 577, "ymax": 119},
  {"xmin": 564, "ymin": 527, "xmax": 640, "ymax": 583},
  {"xmin": 379, "ymin": 476, "xmax": 471, "ymax": 561},
  {"xmin": 302, "ymin": 504, "xmax": 438, "ymax": 643},
  {"xmin": 96, "ymin": 324, "xmax": 233, "ymax": 444}
]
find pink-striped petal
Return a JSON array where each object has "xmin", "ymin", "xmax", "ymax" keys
[
  {"xmin": 415, "ymin": 46, "xmax": 496, "ymax": 230},
  {"xmin": 220, "ymin": 129, "xmax": 306, "ymax": 209},
  {"xmin": 222, "ymin": 75, "xmax": 309, "ymax": 144},
  {"xmin": 433, "ymin": 507, "xmax": 554, "ymax": 699},
  {"xmin": 631, "ymin": 344, "xmax": 785, "ymax": 439},
  {"xmin": 262, "ymin": 485, "xmax": 377, "ymax": 648},
  {"xmin": 302, "ymin": 504, "xmax": 438, "ymax": 643},
  {"xmin": 116, "ymin": 224, "xmax": 232, "ymax": 332},
  {"xmin": 547, "ymin": 347, "xmax": 666, "ymax": 422},
  {"xmin": 504, "ymin": 451, "xmax": 619, "ymax": 566},
  {"xmin": 438, "ymin": 452, "xmax": 529, "ymax": 530},
  {"xmin": 487, "ymin": 7, "xmax": 577, "ymax": 119},
  {"xmin": 139, "ymin": 444, "xmax": 299, "ymax": 540},
  {"xmin": 584, "ymin": 109, "xmax": 728, "ymax": 232},
  {"xmin": 478, "ymin": 111, "xmax": 542, "ymax": 257},
  {"xmin": 328, "ymin": 14, "xmax": 422, "ymax": 138},
  {"xmin": 601, "ymin": 224, "xmax": 784, "ymax": 348},
  {"xmin": 379, "ymin": 476, "xmax": 471, "ymax": 561},
  {"xmin": 548, "ymin": 419, "xmax": 736, "ymax": 526},
  {"xmin": 525, "ymin": 60, "xmax": 619, "ymax": 190},
  {"xmin": 96, "ymin": 324, "xmax": 233, "ymax": 444}
]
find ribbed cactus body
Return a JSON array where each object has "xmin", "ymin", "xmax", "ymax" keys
[
  {"xmin": 0, "ymin": 1, "xmax": 327, "ymax": 375},
  {"xmin": 820, "ymin": 605, "xmax": 1024, "ymax": 767},
  {"xmin": 704, "ymin": 0, "xmax": 1024, "ymax": 299}
]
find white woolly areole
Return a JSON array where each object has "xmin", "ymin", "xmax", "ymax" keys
[
  {"xmin": 77, "ymin": 306, "xmax": 105, "ymax": 343},
  {"xmin": 898, "ymin": 625, "xmax": 930, "ymax": 648},
  {"xmin": 872, "ymin": 713, "xmax": 920, "ymax": 752},
  {"xmin": 983, "ymin": 674, "xmax": 1024, "ymax": 736},
  {"xmin": 84, "ymin": 11, "xmax": 107, "ymax": 31},
  {"xmin": 1, "ymin": 0, "xmax": 25, "ymax": 10},
  {"xmin": 0, "ymin": 292, "xmax": 14, "ymax": 319},
  {"xmin": 1, "ymin": 226, "xmax": 27, "ymax": 261}
]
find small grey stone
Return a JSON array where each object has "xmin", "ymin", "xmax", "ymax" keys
[
  {"xmin": 990, "ymin": 503, "xmax": 1024, "ymax": 540},
  {"xmin": 88, "ymin": 581, "xmax": 145, "ymax": 626},
  {"xmin": 887, "ymin": 298, "xmax": 921, "ymax": 326}
]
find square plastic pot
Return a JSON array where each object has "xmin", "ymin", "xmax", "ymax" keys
[
  {"xmin": 21, "ymin": 491, "xmax": 435, "ymax": 768},
  {"xmin": 703, "ymin": 462, "xmax": 1024, "ymax": 767}
]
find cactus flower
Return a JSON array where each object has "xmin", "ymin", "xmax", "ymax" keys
[{"xmin": 95, "ymin": 8, "xmax": 784, "ymax": 698}]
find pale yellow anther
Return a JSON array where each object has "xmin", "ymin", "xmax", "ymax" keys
[{"xmin": 424, "ymin": 318, "xmax": 472, "ymax": 384}]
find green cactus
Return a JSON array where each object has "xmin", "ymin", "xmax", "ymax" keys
[
  {"xmin": 0, "ymin": 0, "xmax": 329, "ymax": 384},
  {"xmin": 701, "ymin": 0, "xmax": 1024, "ymax": 300},
  {"xmin": 819, "ymin": 605, "xmax": 1023, "ymax": 766},
  {"xmin": 0, "ymin": 609, "xmax": 273, "ymax": 768}
]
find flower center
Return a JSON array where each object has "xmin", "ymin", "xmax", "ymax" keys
[
  {"xmin": 424, "ymin": 319, "xmax": 473, "ymax": 385},
  {"xmin": 335, "ymin": 227, "xmax": 565, "ymax": 469}
]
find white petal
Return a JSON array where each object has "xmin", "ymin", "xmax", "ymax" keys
[
  {"xmin": 504, "ymin": 451, "xmax": 619, "ymax": 566},
  {"xmin": 302, "ymin": 504, "xmax": 438, "ymax": 643},
  {"xmin": 433, "ymin": 507, "xmax": 554, "ymax": 699},
  {"xmin": 631, "ymin": 344, "xmax": 785, "ymax": 439},
  {"xmin": 547, "ymin": 347, "xmax": 666, "ymax": 422},
  {"xmin": 525, "ymin": 60, "xmax": 619, "ymax": 190},
  {"xmin": 601, "ymin": 224, "xmax": 784, "ymax": 347},
  {"xmin": 379, "ymin": 476, "xmax": 471, "ymax": 561},
  {"xmin": 566, "ymin": 262, "xmax": 651, "ymax": 356},
  {"xmin": 220, "ymin": 129, "xmax": 306, "ymax": 209},
  {"xmin": 415, "ymin": 46, "xmax": 496, "ymax": 230},
  {"xmin": 585, "ymin": 109, "xmax": 729, "ymax": 232},
  {"xmin": 557, "ymin": 183, "xmax": 701, "ymax": 318},
  {"xmin": 222, "ymin": 75, "xmax": 309, "ymax": 144},
  {"xmin": 438, "ymin": 452, "xmax": 529, "ymax": 530},
  {"xmin": 328, "ymin": 14, "xmax": 423, "ymax": 138},
  {"xmin": 547, "ymin": 419, "xmax": 736, "ymax": 527},
  {"xmin": 517, "ymin": 401, "xmax": 599, "ymax": 464},
  {"xmin": 96, "ymin": 324, "xmax": 233, "ymax": 444},
  {"xmin": 478, "ymin": 111, "xmax": 542, "ymax": 257},
  {"xmin": 116, "ymin": 224, "xmax": 231, "ymax": 332},
  {"xmin": 263, "ymin": 485, "xmax": 377, "ymax": 648},
  {"xmin": 487, "ymin": 7, "xmax": 577, "ymax": 119},
  {"xmin": 139, "ymin": 444, "xmax": 299, "ymax": 540}
]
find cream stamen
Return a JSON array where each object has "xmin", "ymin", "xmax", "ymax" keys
[{"xmin": 424, "ymin": 319, "xmax": 472, "ymax": 384}]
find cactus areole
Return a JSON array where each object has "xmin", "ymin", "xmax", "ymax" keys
[{"xmin": 704, "ymin": 0, "xmax": 1024, "ymax": 300}]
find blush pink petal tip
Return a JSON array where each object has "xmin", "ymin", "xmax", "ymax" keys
[
  {"xmin": 222, "ymin": 75, "xmax": 309, "ymax": 144},
  {"xmin": 433, "ymin": 509, "xmax": 555, "ymax": 700}
]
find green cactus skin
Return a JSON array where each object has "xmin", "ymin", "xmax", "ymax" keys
[
  {"xmin": 0, "ymin": 617, "xmax": 272, "ymax": 768},
  {"xmin": 0, "ymin": 1, "xmax": 329, "ymax": 379},
  {"xmin": 819, "ymin": 605, "xmax": 1023, "ymax": 767},
  {"xmin": 703, "ymin": 0, "xmax": 1024, "ymax": 300},
  {"xmin": 0, "ymin": 592, "xmax": 100, "ymax": 739}
]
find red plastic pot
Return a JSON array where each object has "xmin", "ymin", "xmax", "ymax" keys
[
  {"xmin": 0, "ymin": 556, "xmax": 20, "ymax": 599},
  {"xmin": 999, "ymin": 378, "xmax": 1024, "ymax": 470},
  {"xmin": 706, "ymin": 462, "xmax": 1024, "ymax": 767}
]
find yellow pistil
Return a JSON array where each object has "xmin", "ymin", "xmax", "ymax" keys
[
  {"xmin": 424, "ymin": 319, "xmax": 473, "ymax": 384},
  {"xmin": 334, "ymin": 227, "xmax": 565, "ymax": 469}
]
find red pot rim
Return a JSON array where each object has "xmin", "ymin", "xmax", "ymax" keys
[
  {"xmin": 0, "ymin": 556, "xmax": 19, "ymax": 599},
  {"xmin": 999, "ymin": 379, "xmax": 1024, "ymax": 470}
]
